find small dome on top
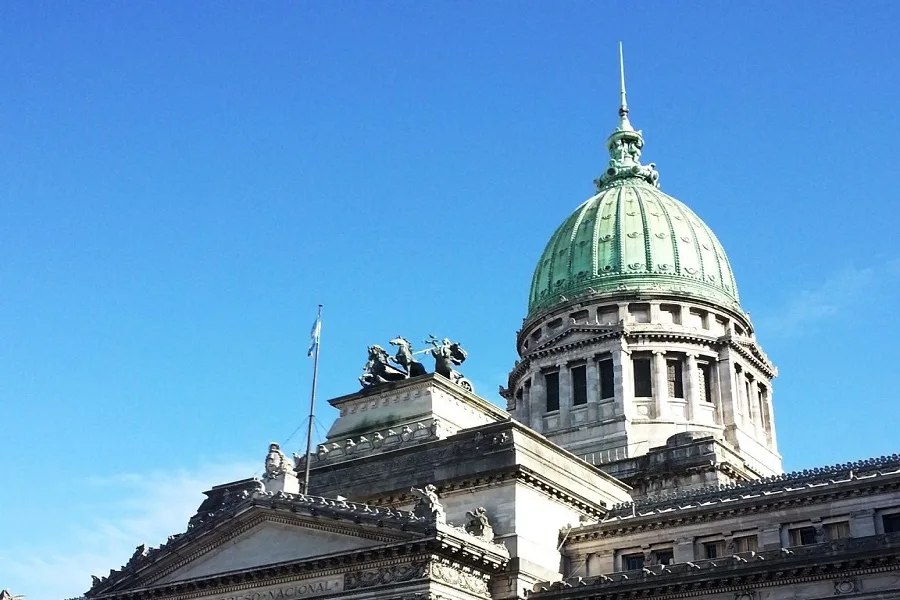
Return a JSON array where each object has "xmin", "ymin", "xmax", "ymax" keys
[{"xmin": 527, "ymin": 46, "xmax": 742, "ymax": 321}]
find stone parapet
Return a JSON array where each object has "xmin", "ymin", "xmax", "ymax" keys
[{"xmin": 532, "ymin": 532, "xmax": 900, "ymax": 599}]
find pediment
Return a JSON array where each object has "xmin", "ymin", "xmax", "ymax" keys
[
  {"xmin": 155, "ymin": 517, "xmax": 385, "ymax": 584},
  {"xmin": 533, "ymin": 326, "xmax": 616, "ymax": 353}
]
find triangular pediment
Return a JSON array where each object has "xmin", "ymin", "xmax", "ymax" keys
[
  {"xmin": 90, "ymin": 497, "xmax": 424, "ymax": 596},
  {"xmin": 155, "ymin": 517, "xmax": 385, "ymax": 584},
  {"xmin": 533, "ymin": 326, "xmax": 617, "ymax": 353}
]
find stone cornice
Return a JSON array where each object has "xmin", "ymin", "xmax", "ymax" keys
[
  {"xmin": 89, "ymin": 527, "xmax": 508, "ymax": 600},
  {"xmin": 327, "ymin": 373, "xmax": 508, "ymax": 423},
  {"xmin": 568, "ymin": 455, "xmax": 900, "ymax": 542},
  {"xmin": 313, "ymin": 420, "xmax": 628, "ymax": 517},
  {"xmin": 532, "ymin": 533, "xmax": 900, "ymax": 600},
  {"xmin": 726, "ymin": 336, "xmax": 777, "ymax": 378},
  {"xmin": 88, "ymin": 544, "xmax": 432, "ymax": 600},
  {"xmin": 86, "ymin": 492, "xmax": 427, "ymax": 596},
  {"xmin": 530, "ymin": 326, "xmax": 623, "ymax": 355}
]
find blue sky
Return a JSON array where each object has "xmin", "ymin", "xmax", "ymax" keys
[{"xmin": 2, "ymin": 3, "xmax": 899, "ymax": 598}]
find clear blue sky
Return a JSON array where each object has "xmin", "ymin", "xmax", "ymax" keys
[{"xmin": 2, "ymin": 3, "xmax": 899, "ymax": 598}]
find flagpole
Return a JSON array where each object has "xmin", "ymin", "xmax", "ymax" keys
[{"xmin": 302, "ymin": 304, "xmax": 322, "ymax": 495}]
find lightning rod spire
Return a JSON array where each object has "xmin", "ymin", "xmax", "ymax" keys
[{"xmin": 617, "ymin": 41, "xmax": 633, "ymax": 131}]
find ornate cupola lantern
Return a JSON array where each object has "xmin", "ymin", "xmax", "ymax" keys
[{"xmin": 505, "ymin": 45, "xmax": 782, "ymax": 495}]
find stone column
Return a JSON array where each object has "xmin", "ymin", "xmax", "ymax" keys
[
  {"xmin": 685, "ymin": 353, "xmax": 701, "ymax": 422},
  {"xmin": 746, "ymin": 373, "xmax": 759, "ymax": 432},
  {"xmin": 613, "ymin": 342, "xmax": 633, "ymax": 419},
  {"xmin": 734, "ymin": 364, "xmax": 746, "ymax": 425},
  {"xmin": 530, "ymin": 374, "xmax": 546, "ymax": 432},
  {"xmin": 558, "ymin": 363, "xmax": 571, "ymax": 428},
  {"xmin": 617, "ymin": 302, "xmax": 629, "ymax": 325},
  {"xmin": 521, "ymin": 381, "xmax": 532, "ymax": 427},
  {"xmin": 652, "ymin": 350, "xmax": 668, "ymax": 418},
  {"xmin": 764, "ymin": 385, "xmax": 778, "ymax": 450},
  {"xmin": 586, "ymin": 359, "xmax": 600, "ymax": 421}
]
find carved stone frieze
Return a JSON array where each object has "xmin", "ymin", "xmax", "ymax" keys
[
  {"xmin": 427, "ymin": 562, "xmax": 490, "ymax": 597},
  {"xmin": 344, "ymin": 563, "xmax": 428, "ymax": 590},
  {"xmin": 834, "ymin": 578, "xmax": 858, "ymax": 594}
]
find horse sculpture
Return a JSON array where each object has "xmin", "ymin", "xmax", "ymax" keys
[
  {"xmin": 359, "ymin": 336, "xmax": 473, "ymax": 392},
  {"xmin": 426, "ymin": 336, "xmax": 473, "ymax": 392},
  {"xmin": 389, "ymin": 336, "xmax": 427, "ymax": 377},
  {"xmin": 358, "ymin": 345, "xmax": 407, "ymax": 387}
]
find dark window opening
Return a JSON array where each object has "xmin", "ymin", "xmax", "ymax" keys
[
  {"xmin": 734, "ymin": 535, "xmax": 758, "ymax": 553},
  {"xmin": 699, "ymin": 362, "xmax": 713, "ymax": 403},
  {"xmin": 570, "ymin": 309, "xmax": 589, "ymax": 323},
  {"xmin": 633, "ymin": 358, "xmax": 652, "ymax": 397},
  {"xmin": 667, "ymin": 359, "xmax": 684, "ymax": 398},
  {"xmin": 789, "ymin": 526, "xmax": 817, "ymax": 546},
  {"xmin": 599, "ymin": 358, "xmax": 615, "ymax": 399},
  {"xmin": 572, "ymin": 365, "xmax": 587, "ymax": 406},
  {"xmin": 623, "ymin": 554, "xmax": 644, "ymax": 571},
  {"xmin": 653, "ymin": 550, "xmax": 674, "ymax": 566},
  {"xmin": 825, "ymin": 522, "xmax": 850, "ymax": 540},
  {"xmin": 545, "ymin": 372, "xmax": 560, "ymax": 412},
  {"xmin": 703, "ymin": 541, "xmax": 725, "ymax": 559},
  {"xmin": 883, "ymin": 513, "xmax": 900, "ymax": 533}
]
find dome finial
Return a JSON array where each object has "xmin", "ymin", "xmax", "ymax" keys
[
  {"xmin": 594, "ymin": 43, "xmax": 660, "ymax": 190},
  {"xmin": 618, "ymin": 42, "xmax": 634, "ymax": 132}
]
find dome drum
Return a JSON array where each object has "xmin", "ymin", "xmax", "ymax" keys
[{"xmin": 509, "ymin": 69, "xmax": 781, "ymax": 478}]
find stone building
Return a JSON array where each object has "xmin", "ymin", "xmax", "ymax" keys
[{"xmin": 82, "ymin": 65, "xmax": 900, "ymax": 600}]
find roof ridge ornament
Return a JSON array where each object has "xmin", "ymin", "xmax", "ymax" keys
[{"xmin": 595, "ymin": 43, "xmax": 660, "ymax": 191}]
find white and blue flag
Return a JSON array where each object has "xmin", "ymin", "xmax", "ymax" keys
[{"xmin": 308, "ymin": 312, "xmax": 321, "ymax": 357}]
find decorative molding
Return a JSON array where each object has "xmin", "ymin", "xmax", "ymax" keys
[
  {"xmin": 607, "ymin": 454, "xmax": 900, "ymax": 515},
  {"xmin": 532, "ymin": 533, "xmax": 900, "ymax": 600},
  {"xmin": 427, "ymin": 562, "xmax": 490, "ymax": 597},
  {"xmin": 344, "ymin": 563, "xmax": 428, "ymax": 590},
  {"xmin": 87, "ymin": 493, "xmax": 427, "ymax": 596}
]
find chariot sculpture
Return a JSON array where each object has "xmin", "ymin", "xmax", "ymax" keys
[{"xmin": 359, "ymin": 335, "xmax": 473, "ymax": 392}]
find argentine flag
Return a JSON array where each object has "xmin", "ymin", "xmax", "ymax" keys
[{"xmin": 308, "ymin": 313, "xmax": 321, "ymax": 357}]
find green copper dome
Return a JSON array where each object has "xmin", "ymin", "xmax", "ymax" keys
[
  {"xmin": 527, "ymin": 50, "xmax": 741, "ymax": 319},
  {"xmin": 527, "ymin": 179, "xmax": 741, "ymax": 317}
]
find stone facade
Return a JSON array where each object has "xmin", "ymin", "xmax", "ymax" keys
[{"xmin": 505, "ymin": 298, "xmax": 781, "ymax": 478}]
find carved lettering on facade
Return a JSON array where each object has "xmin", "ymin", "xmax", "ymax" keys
[{"xmin": 211, "ymin": 578, "xmax": 343, "ymax": 600}]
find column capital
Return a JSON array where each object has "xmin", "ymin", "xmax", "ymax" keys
[{"xmin": 652, "ymin": 349, "xmax": 667, "ymax": 356}]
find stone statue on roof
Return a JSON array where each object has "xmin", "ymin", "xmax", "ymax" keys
[
  {"xmin": 359, "ymin": 344, "xmax": 408, "ymax": 387},
  {"xmin": 358, "ymin": 336, "xmax": 473, "ymax": 392},
  {"xmin": 425, "ymin": 335, "xmax": 473, "ymax": 392},
  {"xmin": 464, "ymin": 506, "xmax": 494, "ymax": 541},
  {"xmin": 263, "ymin": 442, "xmax": 290, "ymax": 480},
  {"xmin": 411, "ymin": 483, "xmax": 445, "ymax": 524}
]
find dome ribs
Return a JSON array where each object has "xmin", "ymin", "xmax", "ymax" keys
[
  {"xmin": 668, "ymin": 194, "xmax": 706, "ymax": 283},
  {"xmin": 567, "ymin": 198, "xmax": 593, "ymax": 287},
  {"xmin": 613, "ymin": 186, "xmax": 626, "ymax": 276},
  {"xmin": 632, "ymin": 187, "xmax": 653, "ymax": 273},
  {"xmin": 656, "ymin": 193, "xmax": 681, "ymax": 274}
]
